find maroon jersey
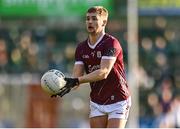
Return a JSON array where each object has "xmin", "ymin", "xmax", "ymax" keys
[{"xmin": 75, "ymin": 33, "xmax": 130, "ymax": 105}]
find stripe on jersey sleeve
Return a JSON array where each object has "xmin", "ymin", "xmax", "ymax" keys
[
  {"xmin": 102, "ymin": 56, "xmax": 116, "ymax": 60},
  {"xmin": 75, "ymin": 61, "xmax": 84, "ymax": 65}
]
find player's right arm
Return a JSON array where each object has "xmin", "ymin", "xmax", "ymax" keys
[
  {"xmin": 73, "ymin": 63, "xmax": 84, "ymax": 78},
  {"xmin": 71, "ymin": 62, "xmax": 84, "ymax": 90}
]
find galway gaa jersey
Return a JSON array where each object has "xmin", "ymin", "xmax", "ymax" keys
[{"xmin": 75, "ymin": 33, "xmax": 130, "ymax": 105}]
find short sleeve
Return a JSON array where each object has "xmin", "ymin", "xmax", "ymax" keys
[
  {"xmin": 102, "ymin": 38, "xmax": 122, "ymax": 59},
  {"xmin": 75, "ymin": 45, "xmax": 84, "ymax": 64}
]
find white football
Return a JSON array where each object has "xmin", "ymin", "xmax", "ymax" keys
[{"xmin": 41, "ymin": 69, "xmax": 66, "ymax": 95}]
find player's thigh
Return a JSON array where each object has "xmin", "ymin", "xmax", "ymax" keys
[
  {"xmin": 90, "ymin": 115, "xmax": 108, "ymax": 128},
  {"xmin": 107, "ymin": 118, "xmax": 127, "ymax": 128}
]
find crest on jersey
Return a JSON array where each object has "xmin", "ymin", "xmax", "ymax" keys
[
  {"xmin": 97, "ymin": 51, "xmax": 101, "ymax": 58},
  {"xmin": 91, "ymin": 51, "xmax": 95, "ymax": 57}
]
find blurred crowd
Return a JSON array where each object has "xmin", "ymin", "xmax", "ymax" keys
[
  {"xmin": 137, "ymin": 16, "xmax": 180, "ymax": 128},
  {"xmin": 0, "ymin": 15, "xmax": 179, "ymax": 128},
  {"xmin": 0, "ymin": 22, "xmax": 79, "ymax": 73}
]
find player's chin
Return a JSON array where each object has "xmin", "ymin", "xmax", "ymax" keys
[
  {"xmin": 87, "ymin": 30, "xmax": 95, "ymax": 34},
  {"xmin": 87, "ymin": 29, "xmax": 92, "ymax": 32}
]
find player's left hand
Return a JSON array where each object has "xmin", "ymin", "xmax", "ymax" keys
[{"xmin": 51, "ymin": 77, "xmax": 79, "ymax": 97}]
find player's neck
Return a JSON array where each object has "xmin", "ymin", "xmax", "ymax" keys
[{"xmin": 89, "ymin": 31, "xmax": 105, "ymax": 45}]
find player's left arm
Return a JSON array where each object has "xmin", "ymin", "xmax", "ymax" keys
[
  {"xmin": 55, "ymin": 59, "xmax": 115, "ymax": 97},
  {"xmin": 78, "ymin": 57, "xmax": 116, "ymax": 83},
  {"xmin": 64, "ymin": 57, "xmax": 116, "ymax": 87},
  {"xmin": 73, "ymin": 63, "xmax": 84, "ymax": 77}
]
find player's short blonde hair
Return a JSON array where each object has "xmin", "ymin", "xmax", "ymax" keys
[{"xmin": 87, "ymin": 6, "xmax": 108, "ymax": 20}]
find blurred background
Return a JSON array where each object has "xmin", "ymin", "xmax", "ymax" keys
[{"xmin": 0, "ymin": 0, "xmax": 179, "ymax": 128}]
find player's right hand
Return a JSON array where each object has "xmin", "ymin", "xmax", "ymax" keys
[{"xmin": 64, "ymin": 78, "xmax": 80, "ymax": 88}]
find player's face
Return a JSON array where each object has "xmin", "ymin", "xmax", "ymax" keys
[{"xmin": 86, "ymin": 12, "xmax": 105, "ymax": 35}]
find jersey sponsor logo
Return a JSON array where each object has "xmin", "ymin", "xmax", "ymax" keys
[{"xmin": 88, "ymin": 65, "xmax": 100, "ymax": 72}]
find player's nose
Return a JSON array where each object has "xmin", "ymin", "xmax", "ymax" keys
[{"xmin": 87, "ymin": 18, "xmax": 93, "ymax": 23}]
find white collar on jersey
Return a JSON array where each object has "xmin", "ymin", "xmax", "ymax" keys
[{"xmin": 88, "ymin": 33, "xmax": 105, "ymax": 49}]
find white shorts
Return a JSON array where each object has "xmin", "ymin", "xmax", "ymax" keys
[{"xmin": 89, "ymin": 97, "xmax": 131, "ymax": 120}]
